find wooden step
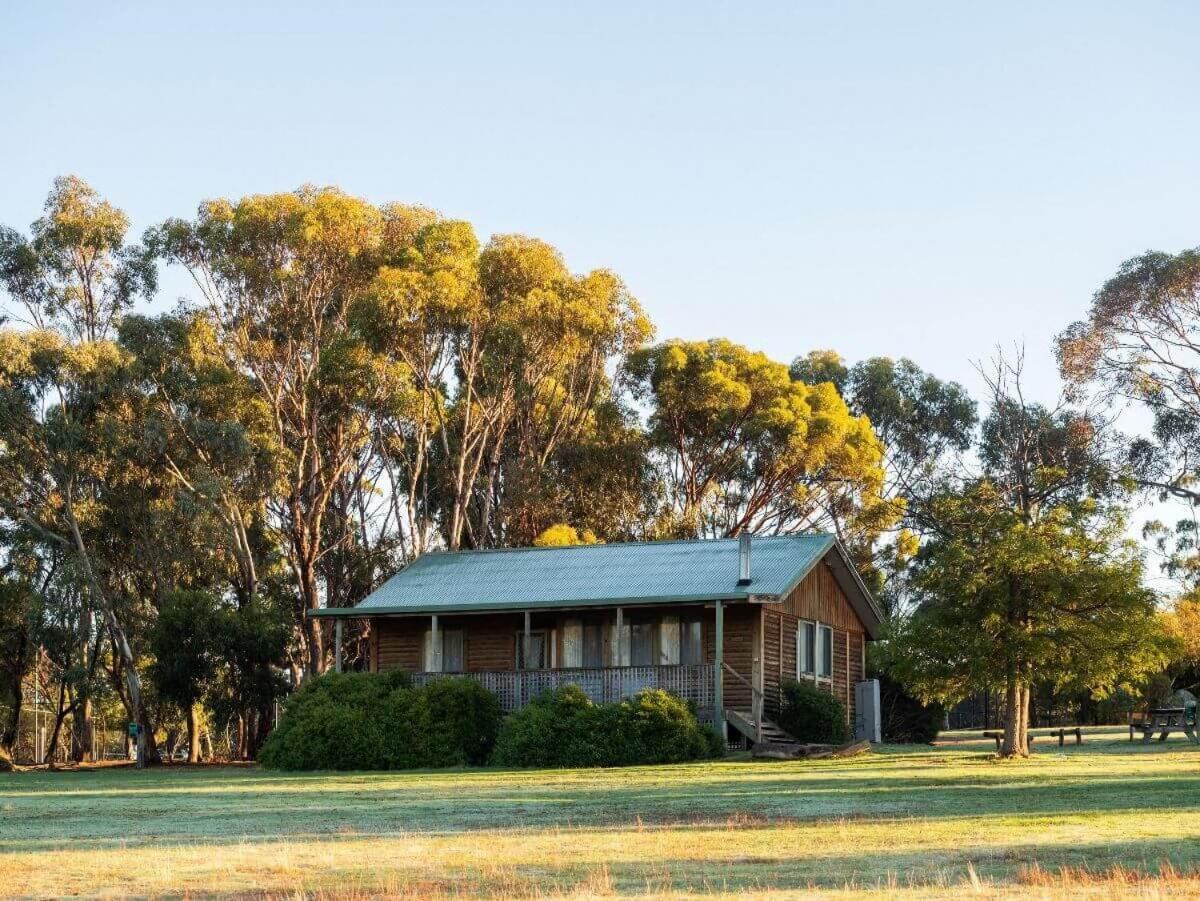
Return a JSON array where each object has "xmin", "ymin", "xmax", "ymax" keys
[{"xmin": 725, "ymin": 710, "xmax": 796, "ymax": 743}]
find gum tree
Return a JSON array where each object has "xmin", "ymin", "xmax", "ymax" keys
[
  {"xmin": 0, "ymin": 176, "xmax": 160, "ymax": 760},
  {"xmin": 886, "ymin": 355, "xmax": 1170, "ymax": 757}
]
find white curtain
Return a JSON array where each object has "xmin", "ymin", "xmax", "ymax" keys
[
  {"xmin": 659, "ymin": 616, "xmax": 680, "ymax": 665},
  {"xmin": 563, "ymin": 620, "xmax": 582, "ymax": 667},
  {"xmin": 422, "ymin": 630, "xmax": 438, "ymax": 673}
]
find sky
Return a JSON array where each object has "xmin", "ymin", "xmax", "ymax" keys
[{"xmin": 2, "ymin": 5, "xmax": 1198, "ymax": 438}]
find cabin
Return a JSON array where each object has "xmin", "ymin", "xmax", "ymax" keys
[{"xmin": 310, "ymin": 534, "xmax": 883, "ymax": 744}]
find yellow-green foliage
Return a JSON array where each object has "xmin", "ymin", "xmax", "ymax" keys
[
  {"xmin": 532, "ymin": 523, "xmax": 599, "ymax": 547},
  {"xmin": 627, "ymin": 337, "xmax": 895, "ymax": 540}
]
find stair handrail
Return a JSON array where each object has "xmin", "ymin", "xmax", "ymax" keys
[{"xmin": 721, "ymin": 663, "xmax": 766, "ymax": 743}]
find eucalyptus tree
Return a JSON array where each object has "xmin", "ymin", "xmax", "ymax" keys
[
  {"xmin": 791, "ymin": 351, "xmax": 978, "ymax": 608},
  {"xmin": 469, "ymin": 235, "xmax": 652, "ymax": 547},
  {"xmin": 626, "ymin": 339, "xmax": 893, "ymax": 542},
  {"xmin": 0, "ymin": 176, "xmax": 160, "ymax": 760},
  {"xmin": 886, "ymin": 354, "xmax": 1169, "ymax": 757},
  {"xmin": 354, "ymin": 225, "xmax": 652, "ymax": 552},
  {"xmin": 1059, "ymin": 247, "xmax": 1200, "ymax": 584},
  {"xmin": 151, "ymin": 189, "xmax": 422, "ymax": 676}
]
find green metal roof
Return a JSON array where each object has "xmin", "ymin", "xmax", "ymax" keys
[{"xmin": 312, "ymin": 534, "xmax": 883, "ymax": 636}]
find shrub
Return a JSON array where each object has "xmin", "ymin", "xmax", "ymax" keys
[
  {"xmin": 421, "ymin": 676, "xmax": 503, "ymax": 765},
  {"xmin": 878, "ymin": 674, "xmax": 942, "ymax": 743},
  {"xmin": 777, "ymin": 678, "xmax": 848, "ymax": 744},
  {"xmin": 491, "ymin": 685, "xmax": 723, "ymax": 768},
  {"xmin": 259, "ymin": 672, "xmax": 502, "ymax": 770}
]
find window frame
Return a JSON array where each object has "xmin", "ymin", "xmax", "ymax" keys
[
  {"xmin": 680, "ymin": 614, "xmax": 704, "ymax": 666},
  {"xmin": 515, "ymin": 629, "xmax": 550, "ymax": 671},
  {"xmin": 798, "ymin": 620, "xmax": 833, "ymax": 682},
  {"xmin": 423, "ymin": 627, "xmax": 465, "ymax": 673},
  {"xmin": 817, "ymin": 623, "xmax": 833, "ymax": 679}
]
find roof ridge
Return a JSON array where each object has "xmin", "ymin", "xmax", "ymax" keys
[{"xmin": 415, "ymin": 532, "xmax": 835, "ymax": 558}]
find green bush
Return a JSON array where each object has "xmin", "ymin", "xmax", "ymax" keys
[
  {"xmin": 491, "ymin": 685, "xmax": 723, "ymax": 768},
  {"xmin": 777, "ymin": 678, "xmax": 848, "ymax": 744},
  {"xmin": 259, "ymin": 672, "xmax": 502, "ymax": 770},
  {"xmin": 878, "ymin": 674, "xmax": 942, "ymax": 743},
  {"xmin": 422, "ymin": 676, "xmax": 504, "ymax": 765}
]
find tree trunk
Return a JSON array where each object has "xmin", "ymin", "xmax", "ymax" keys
[
  {"xmin": 187, "ymin": 703, "xmax": 201, "ymax": 764},
  {"xmin": 1018, "ymin": 683, "xmax": 1031, "ymax": 752},
  {"xmin": 252, "ymin": 705, "xmax": 273, "ymax": 758},
  {"xmin": 64, "ymin": 491, "xmax": 159, "ymax": 765},
  {"xmin": 71, "ymin": 697, "xmax": 94, "ymax": 763},
  {"xmin": 234, "ymin": 712, "xmax": 246, "ymax": 761},
  {"xmin": 201, "ymin": 728, "xmax": 214, "ymax": 761},
  {"xmin": 1001, "ymin": 679, "xmax": 1030, "ymax": 758},
  {"xmin": 0, "ymin": 632, "xmax": 26, "ymax": 766}
]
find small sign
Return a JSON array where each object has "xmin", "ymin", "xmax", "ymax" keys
[{"xmin": 127, "ymin": 722, "xmax": 139, "ymax": 738}]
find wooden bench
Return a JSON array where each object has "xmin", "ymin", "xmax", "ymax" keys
[
  {"xmin": 1049, "ymin": 726, "xmax": 1083, "ymax": 746},
  {"xmin": 981, "ymin": 728, "xmax": 1083, "ymax": 753}
]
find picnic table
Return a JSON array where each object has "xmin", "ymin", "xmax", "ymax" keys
[{"xmin": 1132, "ymin": 707, "xmax": 1198, "ymax": 744}]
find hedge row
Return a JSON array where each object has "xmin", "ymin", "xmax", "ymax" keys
[
  {"xmin": 259, "ymin": 674, "xmax": 723, "ymax": 771},
  {"xmin": 491, "ymin": 684, "xmax": 725, "ymax": 768},
  {"xmin": 258, "ymin": 671, "xmax": 502, "ymax": 770}
]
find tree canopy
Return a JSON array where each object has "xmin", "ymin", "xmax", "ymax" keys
[{"xmin": 0, "ymin": 175, "xmax": 1185, "ymax": 764}]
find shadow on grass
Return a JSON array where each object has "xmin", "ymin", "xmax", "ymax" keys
[{"xmin": 3, "ymin": 766, "xmax": 1199, "ymax": 854}]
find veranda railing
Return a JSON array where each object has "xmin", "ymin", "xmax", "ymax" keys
[{"xmin": 410, "ymin": 663, "xmax": 715, "ymax": 714}]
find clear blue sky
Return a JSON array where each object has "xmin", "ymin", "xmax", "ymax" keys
[{"xmin": 3, "ymin": 2, "xmax": 1198, "ymax": 406}]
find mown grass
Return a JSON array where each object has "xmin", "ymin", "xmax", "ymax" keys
[{"xmin": 1, "ymin": 729, "xmax": 1197, "ymax": 897}]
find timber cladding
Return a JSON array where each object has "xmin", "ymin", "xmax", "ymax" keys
[
  {"xmin": 761, "ymin": 561, "xmax": 869, "ymax": 725},
  {"xmin": 701, "ymin": 604, "xmax": 757, "ymax": 711},
  {"xmin": 373, "ymin": 617, "xmax": 422, "ymax": 672},
  {"xmin": 779, "ymin": 561, "xmax": 866, "ymax": 631},
  {"xmin": 373, "ymin": 613, "xmax": 527, "ymax": 673}
]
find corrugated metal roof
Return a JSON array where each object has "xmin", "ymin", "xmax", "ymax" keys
[{"xmin": 346, "ymin": 534, "xmax": 836, "ymax": 614}]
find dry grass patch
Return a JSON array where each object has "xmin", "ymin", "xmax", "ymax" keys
[{"xmin": 0, "ymin": 734, "xmax": 1197, "ymax": 897}]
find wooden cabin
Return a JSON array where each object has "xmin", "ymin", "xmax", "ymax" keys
[{"xmin": 310, "ymin": 534, "xmax": 883, "ymax": 743}]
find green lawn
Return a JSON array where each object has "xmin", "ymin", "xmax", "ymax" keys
[{"xmin": 1, "ymin": 729, "xmax": 1198, "ymax": 898}]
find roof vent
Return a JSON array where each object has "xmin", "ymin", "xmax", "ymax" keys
[{"xmin": 737, "ymin": 532, "xmax": 752, "ymax": 586}]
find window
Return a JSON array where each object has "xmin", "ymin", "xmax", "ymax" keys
[
  {"xmin": 582, "ymin": 623, "xmax": 604, "ymax": 667},
  {"xmin": 817, "ymin": 624, "xmax": 833, "ymax": 678},
  {"xmin": 680, "ymin": 616, "xmax": 703, "ymax": 665},
  {"xmin": 563, "ymin": 620, "xmax": 605, "ymax": 668},
  {"xmin": 516, "ymin": 631, "xmax": 548, "ymax": 670},
  {"xmin": 660, "ymin": 616, "xmax": 680, "ymax": 664},
  {"xmin": 798, "ymin": 621, "xmax": 816, "ymax": 676},
  {"xmin": 630, "ymin": 621, "xmax": 656, "ymax": 666},
  {"xmin": 423, "ymin": 628, "xmax": 464, "ymax": 672},
  {"xmin": 798, "ymin": 621, "xmax": 833, "ymax": 680}
]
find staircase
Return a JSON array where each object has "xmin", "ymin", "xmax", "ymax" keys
[{"xmin": 725, "ymin": 708, "xmax": 799, "ymax": 749}]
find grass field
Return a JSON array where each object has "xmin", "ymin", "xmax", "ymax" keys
[{"xmin": 1, "ymin": 728, "xmax": 1198, "ymax": 898}]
